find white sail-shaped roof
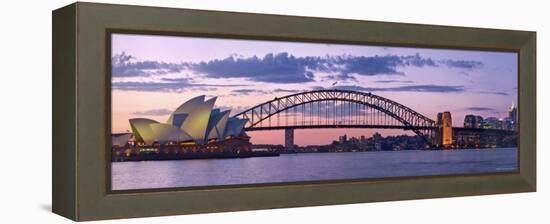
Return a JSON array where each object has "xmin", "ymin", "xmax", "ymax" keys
[
  {"xmin": 171, "ymin": 113, "xmax": 188, "ymax": 128},
  {"xmin": 223, "ymin": 117, "xmax": 248, "ymax": 138},
  {"xmin": 166, "ymin": 95, "xmax": 205, "ymax": 126},
  {"xmin": 149, "ymin": 123, "xmax": 193, "ymax": 144},
  {"xmin": 129, "ymin": 118, "xmax": 158, "ymax": 145},
  {"xmin": 129, "ymin": 96, "xmax": 250, "ymax": 145},
  {"xmin": 180, "ymin": 97, "xmax": 217, "ymax": 144},
  {"xmin": 207, "ymin": 110, "xmax": 230, "ymax": 140},
  {"xmin": 112, "ymin": 133, "xmax": 132, "ymax": 147}
]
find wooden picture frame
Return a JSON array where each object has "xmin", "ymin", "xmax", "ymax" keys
[{"xmin": 53, "ymin": 2, "xmax": 536, "ymax": 221}]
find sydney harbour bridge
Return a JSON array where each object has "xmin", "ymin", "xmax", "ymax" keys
[{"xmin": 233, "ymin": 89, "xmax": 516, "ymax": 148}]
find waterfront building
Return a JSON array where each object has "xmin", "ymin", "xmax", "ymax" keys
[
  {"xmin": 507, "ymin": 104, "xmax": 518, "ymax": 131},
  {"xmin": 464, "ymin": 114, "xmax": 484, "ymax": 128},
  {"xmin": 372, "ymin": 132, "xmax": 382, "ymax": 142},
  {"xmin": 500, "ymin": 118, "xmax": 513, "ymax": 131},
  {"xmin": 125, "ymin": 95, "xmax": 251, "ymax": 154},
  {"xmin": 483, "ymin": 117, "xmax": 502, "ymax": 130},
  {"xmin": 339, "ymin": 134, "xmax": 348, "ymax": 144}
]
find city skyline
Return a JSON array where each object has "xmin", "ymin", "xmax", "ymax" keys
[{"xmin": 111, "ymin": 33, "xmax": 518, "ymax": 145}]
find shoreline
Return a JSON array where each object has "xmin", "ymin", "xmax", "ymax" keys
[
  {"xmin": 112, "ymin": 151, "xmax": 279, "ymax": 162},
  {"xmin": 111, "ymin": 147, "xmax": 517, "ymax": 162}
]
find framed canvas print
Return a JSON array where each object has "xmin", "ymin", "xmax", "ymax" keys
[{"xmin": 52, "ymin": 2, "xmax": 536, "ymax": 221}]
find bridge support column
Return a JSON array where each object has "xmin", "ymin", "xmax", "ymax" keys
[
  {"xmin": 434, "ymin": 111, "xmax": 453, "ymax": 148},
  {"xmin": 284, "ymin": 128, "xmax": 294, "ymax": 151}
]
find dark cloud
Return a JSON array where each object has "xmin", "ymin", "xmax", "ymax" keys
[
  {"xmin": 159, "ymin": 77, "xmax": 192, "ymax": 82},
  {"xmin": 325, "ymin": 73, "xmax": 358, "ymax": 81},
  {"xmin": 112, "ymin": 52, "xmax": 186, "ymax": 77},
  {"xmin": 132, "ymin": 108, "xmax": 172, "ymax": 116},
  {"xmin": 382, "ymin": 85, "xmax": 465, "ymax": 93},
  {"xmin": 186, "ymin": 53, "xmax": 444, "ymax": 83},
  {"xmin": 375, "ymin": 80, "xmax": 414, "ymax": 84},
  {"xmin": 112, "ymin": 82, "xmax": 218, "ymax": 92},
  {"xmin": 189, "ymin": 53, "xmax": 316, "ymax": 83},
  {"xmin": 337, "ymin": 55, "xmax": 405, "ymax": 76},
  {"xmin": 112, "ymin": 51, "xmax": 133, "ymax": 65},
  {"xmin": 272, "ymin": 88, "xmax": 302, "ymax": 93},
  {"xmin": 464, "ymin": 107, "xmax": 496, "ymax": 112},
  {"xmin": 477, "ymin": 91, "xmax": 509, "ymax": 96},
  {"xmin": 112, "ymin": 52, "xmax": 484, "ymax": 84},
  {"xmin": 321, "ymin": 54, "xmax": 437, "ymax": 80},
  {"xmin": 326, "ymin": 84, "xmax": 465, "ymax": 93},
  {"xmin": 230, "ymin": 89, "xmax": 270, "ymax": 95},
  {"xmin": 310, "ymin": 86, "xmax": 326, "ymax": 91},
  {"xmin": 440, "ymin": 59, "xmax": 483, "ymax": 70},
  {"xmin": 112, "ymin": 77, "xmax": 242, "ymax": 92},
  {"xmin": 229, "ymin": 88, "xmax": 305, "ymax": 96},
  {"xmin": 400, "ymin": 54, "xmax": 438, "ymax": 67}
]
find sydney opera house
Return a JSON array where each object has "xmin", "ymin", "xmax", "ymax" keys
[{"xmin": 111, "ymin": 95, "xmax": 254, "ymax": 161}]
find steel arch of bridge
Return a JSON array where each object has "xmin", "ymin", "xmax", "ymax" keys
[{"xmin": 233, "ymin": 89, "xmax": 436, "ymax": 141}]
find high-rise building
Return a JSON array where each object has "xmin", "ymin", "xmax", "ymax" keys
[
  {"xmin": 339, "ymin": 134, "xmax": 347, "ymax": 144},
  {"xmin": 508, "ymin": 103, "xmax": 518, "ymax": 131},
  {"xmin": 372, "ymin": 132, "xmax": 382, "ymax": 142},
  {"xmin": 502, "ymin": 118, "xmax": 514, "ymax": 131},
  {"xmin": 483, "ymin": 117, "xmax": 501, "ymax": 129},
  {"xmin": 464, "ymin": 114, "xmax": 483, "ymax": 128}
]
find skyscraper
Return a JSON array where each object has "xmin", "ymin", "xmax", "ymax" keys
[
  {"xmin": 339, "ymin": 134, "xmax": 348, "ymax": 144},
  {"xmin": 464, "ymin": 114, "xmax": 483, "ymax": 128},
  {"xmin": 508, "ymin": 103, "xmax": 518, "ymax": 131},
  {"xmin": 483, "ymin": 117, "xmax": 501, "ymax": 130}
]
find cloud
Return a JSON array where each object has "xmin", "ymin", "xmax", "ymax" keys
[
  {"xmin": 476, "ymin": 91, "xmax": 509, "ymax": 96},
  {"xmin": 112, "ymin": 82, "xmax": 218, "ymax": 92},
  {"xmin": 230, "ymin": 88, "xmax": 307, "ymax": 96},
  {"xmin": 319, "ymin": 53, "xmax": 437, "ymax": 81},
  {"xmin": 230, "ymin": 89, "xmax": 271, "ymax": 96},
  {"xmin": 336, "ymin": 55, "xmax": 405, "ymax": 76},
  {"xmin": 187, "ymin": 52, "xmax": 486, "ymax": 82},
  {"xmin": 310, "ymin": 86, "xmax": 327, "ymax": 91},
  {"xmin": 189, "ymin": 53, "xmax": 316, "ymax": 83},
  {"xmin": 112, "ymin": 52, "xmax": 186, "ymax": 77},
  {"xmin": 325, "ymin": 73, "xmax": 358, "ymax": 81},
  {"xmin": 187, "ymin": 52, "xmax": 443, "ymax": 83},
  {"xmin": 159, "ymin": 77, "xmax": 191, "ymax": 82},
  {"xmin": 112, "ymin": 52, "xmax": 484, "ymax": 84},
  {"xmin": 330, "ymin": 84, "xmax": 465, "ymax": 93},
  {"xmin": 272, "ymin": 88, "xmax": 302, "ymax": 93},
  {"xmin": 401, "ymin": 54, "xmax": 438, "ymax": 67},
  {"xmin": 375, "ymin": 80, "xmax": 414, "ymax": 84},
  {"xmin": 132, "ymin": 108, "xmax": 172, "ymax": 116},
  {"xmin": 440, "ymin": 59, "xmax": 483, "ymax": 70},
  {"xmin": 112, "ymin": 77, "xmax": 242, "ymax": 92},
  {"xmin": 464, "ymin": 107, "xmax": 496, "ymax": 112}
]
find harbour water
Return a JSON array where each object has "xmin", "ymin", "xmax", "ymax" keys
[{"xmin": 112, "ymin": 147, "xmax": 518, "ymax": 190}]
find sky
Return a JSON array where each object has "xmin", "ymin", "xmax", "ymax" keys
[{"xmin": 111, "ymin": 33, "xmax": 517, "ymax": 146}]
